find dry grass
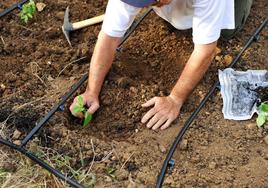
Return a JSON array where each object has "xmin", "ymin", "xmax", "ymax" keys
[{"xmin": 0, "ymin": 139, "xmax": 96, "ymax": 188}]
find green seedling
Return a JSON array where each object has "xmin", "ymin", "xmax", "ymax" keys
[
  {"xmin": 105, "ymin": 167, "xmax": 116, "ymax": 181},
  {"xmin": 20, "ymin": 0, "xmax": 37, "ymax": 23},
  {"xmin": 72, "ymin": 95, "xmax": 93, "ymax": 127},
  {"xmin": 256, "ymin": 101, "xmax": 268, "ymax": 127}
]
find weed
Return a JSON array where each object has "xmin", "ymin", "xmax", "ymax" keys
[
  {"xmin": 35, "ymin": 146, "xmax": 96, "ymax": 187},
  {"xmin": 256, "ymin": 101, "xmax": 268, "ymax": 127},
  {"xmin": 20, "ymin": 0, "xmax": 37, "ymax": 23},
  {"xmin": 105, "ymin": 167, "xmax": 116, "ymax": 181}
]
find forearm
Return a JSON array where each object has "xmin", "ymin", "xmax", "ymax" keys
[
  {"xmin": 86, "ymin": 31, "xmax": 120, "ymax": 97},
  {"xmin": 170, "ymin": 42, "xmax": 217, "ymax": 103}
]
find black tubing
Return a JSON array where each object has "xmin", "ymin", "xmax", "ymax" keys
[
  {"xmin": 156, "ymin": 16, "xmax": 268, "ymax": 188},
  {"xmin": 20, "ymin": 74, "xmax": 89, "ymax": 147},
  {"xmin": 0, "ymin": 138, "xmax": 84, "ymax": 188},
  {"xmin": 0, "ymin": 0, "xmax": 28, "ymax": 18}
]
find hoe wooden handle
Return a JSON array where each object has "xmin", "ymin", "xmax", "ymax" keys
[{"xmin": 72, "ymin": 14, "xmax": 105, "ymax": 30}]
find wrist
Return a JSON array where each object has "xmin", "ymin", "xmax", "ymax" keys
[
  {"xmin": 169, "ymin": 93, "xmax": 185, "ymax": 105},
  {"xmin": 83, "ymin": 90, "xmax": 99, "ymax": 99}
]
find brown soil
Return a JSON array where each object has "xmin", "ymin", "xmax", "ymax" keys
[{"xmin": 0, "ymin": 0, "xmax": 268, "ymax": 187}]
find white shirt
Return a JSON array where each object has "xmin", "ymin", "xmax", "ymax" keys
[{"xmin": 102, "ymin": 0, "xmax": 235, "ymax": 44}]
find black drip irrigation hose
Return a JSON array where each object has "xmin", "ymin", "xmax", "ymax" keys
[
  {"xmin": 0, "ymin": 138, "xmax": 84, "ymax": 188},
  {"xmin": 20, "ymin": 73, "xmax": 89, "ymax": 147},
  {"xmin": 20, "ymin": 7, "xmax": 153, "ymax": 147},
  {"xmin": 156, "ymin": 16, "xmax": 268, "ymax": 188},
  {"xmin": 0, "ymin": 0, "xmax": 28, "ymax": 18},
  {"xmin": 0, "ymin": 8, "xmax": 153, "ymax": 188}
]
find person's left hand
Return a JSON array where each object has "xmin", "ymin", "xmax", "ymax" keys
[{"xmin": 141, "ymin": 95, "xmax": 183, "ymax": 130}]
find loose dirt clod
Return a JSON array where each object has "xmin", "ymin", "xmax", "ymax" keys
[{"xmin": 12, "ymin": 129, "xmax": 22, "ymax": 140}]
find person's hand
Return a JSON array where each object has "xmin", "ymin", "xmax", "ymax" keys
[
  {"xmin": 69, "ymin": 93, "xmax": 100, "ymax": 119},
  {"xmin": 153, "ymin": 0, "xmax": 172, "ymax": 7},
  {"xmin": 141, "ymin": 95, "xmax": 183, "ymax": 130}
]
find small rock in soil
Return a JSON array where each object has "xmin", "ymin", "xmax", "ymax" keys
[
  {"xmin": 264, "ymin": 135, "xmax": 268, "ymax": 145},
  {"xmin": 215, "ymin": 55, "xmax": 222, "ymax": 62},
  {"xmin": 12, "ymin": 129, "xmax": 22, "ymax": 140},
  {"xmin": 0, "ymin": 83, "xmax": 6, "ymax": 90},
  {"xmin": 208, "ymin": 161, "xmax": 217, "ymax": 169},
  {"xmin": 158, "ymin": 144, "xmax": 166, "ymax": 153},
  {"xmin": 56, "ymin": 11, "xmax": 65, "ymax": 20},
  {"xmin": 179, "ymin": 139, "xmax": 188, "ymax": 150},
  {"xmin": 36, "ymin": 2, "xmax": 46, "ymax": 12},
  {"xmin": 13, "ymin": 140, "xmax": 21, "ymax": 145}
]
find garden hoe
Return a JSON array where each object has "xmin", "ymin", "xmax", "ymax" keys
[{"xmin": 62, "ymin": 6, "xmax": 104, "ymax": 46}]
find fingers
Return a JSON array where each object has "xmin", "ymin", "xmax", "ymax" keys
[
  {"xmin": 69, "ymin": 94, "xmax": 99, "ymax": 119},
  {"xmin": 146, "ymin": 114, "xmax": 160, "ymax": 128},
  {"xmin": 142, "ymin": 97, "xmax": 157, "ymax": 108},
  {"xmin": 141, "ymin": 107, "xmax": 157, "ymax": 124},
  {"xmin": 160, "ymin": 118, "xmax": 173, "ymax": 130},
  {"xmin": 69, "ymin": 99, "xmax": 84, "ymax": 118},
  {"xmin": 152, "ymin": 117, "xmax": 168, "ymax": 130},
  {"xmin": 87, "ymin": 102, "xmax": 100, "ymax": 114}
]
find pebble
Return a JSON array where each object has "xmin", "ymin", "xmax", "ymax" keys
[
  {"xmin": 246, "ymin": 123, "xmax": 257, "ymax": 129},
  {"xmin": 12, "ymin": 129, "xmax": 22, "ymax": 140},
  {"xmin": 158, "ymin": 144, "xmax": 166, "ymax": 153},
  {"xmin": 264, "ymin": 135, "xmax": 268, "ymax": 145},
  {"xmin": 36, "ymin": 2, "xmax": 46, "ymax": 12},
  {"xmin": 208, "ymin": 161, "xmax": 217, "ymax": 169},
  {"xmin": 215, "ymin": 55, "xmax": 221, "ymax": 62},
  {"xmin": 13, "ymin": 140, "xmax": 21, "ymax": 145},
  {"xmin": 55, "ymin": 11, "xmax": 65, "ymax": 20},
  {"xmin": 0, "ymin": 83, "xmax": 6, "ymax": 90},
  {"xmin": 135, "ymin": 129, "xmax": 139, "ymax": 133},
  {"xmin": 180, "ymin": 139, "xmax": 188, "ymax": 150}
]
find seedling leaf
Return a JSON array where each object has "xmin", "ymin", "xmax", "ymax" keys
[
  {"xmin": 105, "ymin": 167, "xmax": 116, "ymax": 181},
  {"xmin": 73, "ymin": 106, "xmax": 84, "ymax": 114},
  {"xmin": 77, "ymin": 95, "xmax": 84, "ymax": 107},
  {"xmin": 256, "ymin": 114, "xmax": 266, "ymax": 127},
  {"xmin": 259, "ymin": 102, "xmax": 268, "ymax": 113},
  {"xmin": 83, "ymin": 111, "xmax": 92, "ymax": 127}
]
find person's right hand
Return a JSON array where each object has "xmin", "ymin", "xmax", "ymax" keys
[{"xmin": 69, "ymin": 93, "xmax": 100, "ymax": 119}]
